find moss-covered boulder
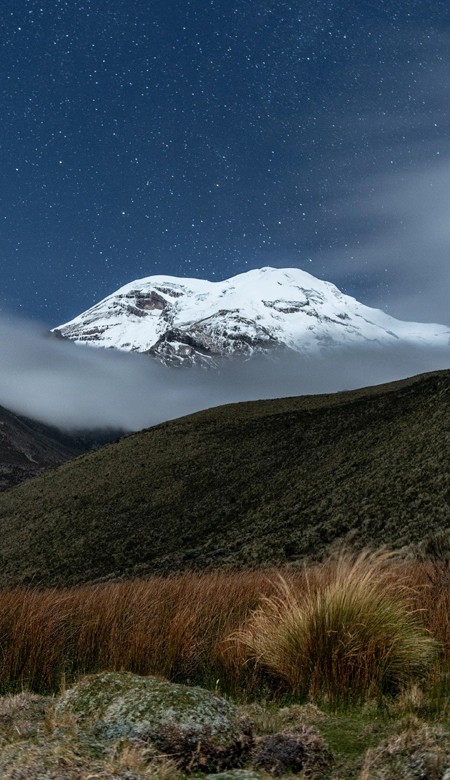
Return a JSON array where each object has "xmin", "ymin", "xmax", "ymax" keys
[{"xmin": 55, "ymin": 672, "xmax": 252, "ymax": 772}]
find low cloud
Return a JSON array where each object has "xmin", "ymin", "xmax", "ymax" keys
[{"xmin": 0, "ymin": 316, "xmax": 448, "ymax": 432}]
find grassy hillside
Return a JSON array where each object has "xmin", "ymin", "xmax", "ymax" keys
[{"xmin": 0, "ymin": 369, "xmax": 448, "ymax": 587}]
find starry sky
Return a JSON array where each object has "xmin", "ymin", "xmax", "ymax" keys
[{"xmin": 2, "ymin": 0, "xmax": 450, "ymax": 326}]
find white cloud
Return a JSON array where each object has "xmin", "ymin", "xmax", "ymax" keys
[{"xmin": 0, "ymin": 315, "xmax": 447, "ymax": 432}]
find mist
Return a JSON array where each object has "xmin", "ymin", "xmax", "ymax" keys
[{"xmin": 0, "ymin": 315, "xmax": 448, "ymax": 432}]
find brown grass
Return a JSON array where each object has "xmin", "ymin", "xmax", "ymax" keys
[
  {"xmin": 0, "ymin": 570, "xmax": 280, "ymax": 693},
  {"xmin": 0, "ymin": 556, "xmax": 447, "ymax": 704}
]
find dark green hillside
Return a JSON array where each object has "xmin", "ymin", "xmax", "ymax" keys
[{"xmin": 0, "ymin": 369, "xmax": 448, "ymax": 587}]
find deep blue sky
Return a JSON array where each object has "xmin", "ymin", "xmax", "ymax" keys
[{"xmin": 2, "ymin": 0, "xmax": 450, "ymax": 326}]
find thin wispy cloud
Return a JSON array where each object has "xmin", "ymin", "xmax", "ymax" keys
[
  {"xmin": 314, "ymin": 44, "xmax": 450, "ymax": 328},
  {"xmin": 324, "ymin": 158, "xmax": 450, "ymax": 326}
]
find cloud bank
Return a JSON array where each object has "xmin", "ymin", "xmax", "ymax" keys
[{"xmin": 0, "ymin": 316, "xmax": 448, "ymax": 432}]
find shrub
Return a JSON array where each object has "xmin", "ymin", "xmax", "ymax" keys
[{"xmin": 228, "ymin": 551, "xmax": 437, "ymax": 705}]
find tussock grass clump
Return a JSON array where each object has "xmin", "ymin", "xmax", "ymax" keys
[{"xmin": 228, "ymin": 551, "xmax": 437, "ymax": 705}]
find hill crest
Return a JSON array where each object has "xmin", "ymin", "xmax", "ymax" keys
[{"xmin": 0, "ymin": 369, "xmax": 448, "ymax": 587}]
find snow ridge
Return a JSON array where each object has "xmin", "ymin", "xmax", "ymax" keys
[{"xmin": 54, "ymin": 267, "xmax": 450, "ymax": 366}]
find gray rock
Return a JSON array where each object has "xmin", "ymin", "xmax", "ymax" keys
[{"xmin": 55, "ymin": 672, "xmax": 253, "ymax": 772}]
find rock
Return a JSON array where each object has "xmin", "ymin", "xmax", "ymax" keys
[
  {"xmin": 359, "ymin": 724, "xmax": 450, "ymax": 779},
  {"xmin": 55, "ymin": 672, "xmax": 252, "ymax": 772},
  {"xmin": 253, "ymin": 725, "xmax": 332, "ymax": 777}
]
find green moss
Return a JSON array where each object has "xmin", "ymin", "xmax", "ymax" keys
[
  {"xmin": 319, "ymin": 710, "xmax": 390, "ymax": 761},
  {"xmin": 56, "ymin": 672, "xmax": 242, "ymax": 739}
]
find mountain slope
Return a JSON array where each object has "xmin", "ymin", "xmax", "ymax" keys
[
  {"xmin": 0, "ymin": 405, "xmax": 97, "ymax": 491},
  {"xmin": 53, "ymin": 267, "xmax": 450, "ymax": 366},
  {"xmin": 0, "ymin": 369, "xmax": 448, "ymax": 587}
]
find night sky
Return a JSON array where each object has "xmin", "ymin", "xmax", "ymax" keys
[{"xmin": 2, "ymin": 0, "xmax": 450, "ymax": 326}]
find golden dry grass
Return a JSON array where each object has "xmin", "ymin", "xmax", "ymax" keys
[{"xmin": 0, "ymin": 554, "xmax": 447, "ymax": 704}]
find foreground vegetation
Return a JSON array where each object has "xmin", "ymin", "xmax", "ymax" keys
[
  {"xmin": 0, "ymin": 369, "xmax": 448, "ymax": 587},
  {"xmin": 0, "ymin": 550, "xmax": 448, "ymax": 777},
  {"xmin": 0, "ymin": 550, "xmax": 448, "ymax": 705},
  {"xmin": 2, "ymin": 681, "xmax": 450, "ymax": 779}
]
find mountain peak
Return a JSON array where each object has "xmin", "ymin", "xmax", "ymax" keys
[{"xmin": 53, "ymin": 267, "xmax": 449, "ymax": 367}]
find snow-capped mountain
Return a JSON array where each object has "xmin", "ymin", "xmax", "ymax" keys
[{"xmin": 53, "ymin": 267, "xmax": 449, "ymax": 367}]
